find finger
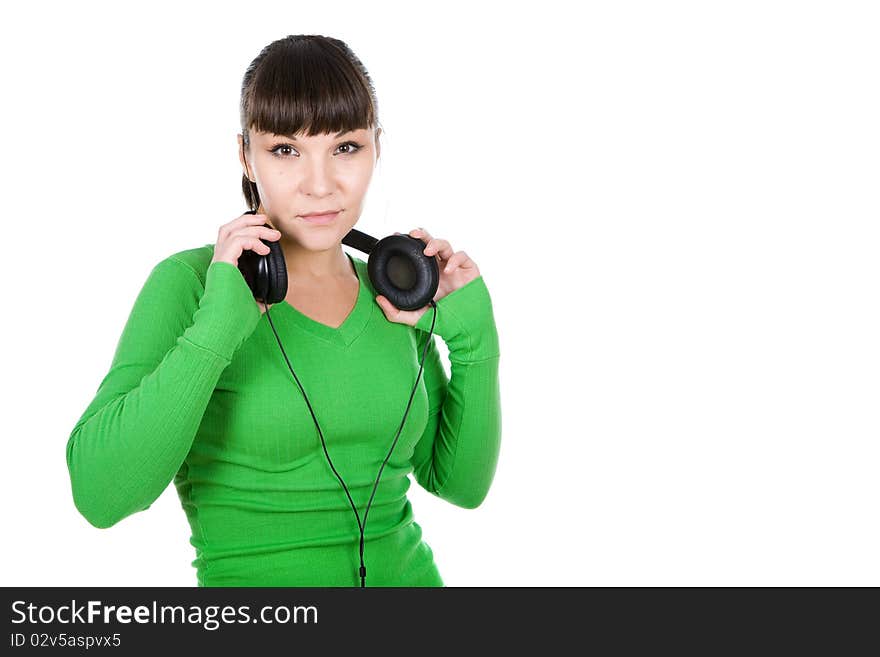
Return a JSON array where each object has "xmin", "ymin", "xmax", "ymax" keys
[
  {"xmin": 241, "ymin": 236, "xmax": 272, "ymax": 255},
  {"xmin": 423, "ymin": 238, "xmax": 454, "ymax": 261},
  {"xmin": 220, "ymin": 213, "xmax": 269, "ymax": 238},
  {"xmin": 442, "ymin": 250, "xmax": 472, "ymax": 274},
  {"xmin": 235, "ymin": 225, "xmax": 281, "ymax": 240},
  {"xmin": 409, "ymin": 227, "xmax": 433, "ymax": 244},
  {"xmin": 376, "ymin": 294, "xmax": 425, "ymax": 325},
  {"xmin": 235, "ymin": 212, "xmax": 270, "ymax": 230},
  {"xmin": 375, "ymin": 295, "xmax": 402, "ymax": 321}
]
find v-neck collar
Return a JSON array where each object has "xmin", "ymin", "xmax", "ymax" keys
[{"xmin": 273, "ymin": 252, "xmax": 373, "ymax": 348}]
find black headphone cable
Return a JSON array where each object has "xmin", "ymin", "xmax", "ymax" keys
[{"xmin": 262, "ymin": 296, "xmax": 437, "ymax": 587}]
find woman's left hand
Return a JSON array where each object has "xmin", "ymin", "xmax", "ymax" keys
[{"xmin": 375, "ymin": 227, "xmax": 481, "ymax": 327}]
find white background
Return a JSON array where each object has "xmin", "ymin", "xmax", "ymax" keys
[{"xmin": 1, "ymin": 1, "xmax": 878, "ymax": 586}]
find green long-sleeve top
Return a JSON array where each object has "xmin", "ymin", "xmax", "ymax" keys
[{"xmin": 65, "ymin": 243, "xmax": 501, "ymax": 587}]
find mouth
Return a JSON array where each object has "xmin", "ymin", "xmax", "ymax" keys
[{"xmin": 299, "ymin": 210, "xmax": 341, "ymax": 225}]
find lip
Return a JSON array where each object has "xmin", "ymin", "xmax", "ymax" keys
[{"xmin": 299, "ymin": 210, "xmax": 341, "ymax": 225}]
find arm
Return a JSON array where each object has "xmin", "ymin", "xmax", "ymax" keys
[
  {"xmin": 65, "ymin": 258, "xmax": 261, "ymax": 528},
  {"xmin": 409, "ymin": 275, "xmax": 502, "ymax": 509}
]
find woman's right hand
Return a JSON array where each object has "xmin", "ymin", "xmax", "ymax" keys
[
  {"xmin": 210, "ymin": 212, "xmax": 282, "ymax": 314},
  {"xmin": 211, "ymin": 213, "xmax": 281, "ymax": 266}
]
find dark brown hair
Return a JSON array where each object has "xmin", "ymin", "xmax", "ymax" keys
[{"xmin": 239, "ymin": 34, "xmax": 382, "ymax": 211}]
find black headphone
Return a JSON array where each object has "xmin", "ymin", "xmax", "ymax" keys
[
  {"xmin": 237, "ymin": 210, "xmax": 440, "ymax": 310},
  {"xmin": 236, "ymin": 209, "xmax": 439, "ymax": 587}
]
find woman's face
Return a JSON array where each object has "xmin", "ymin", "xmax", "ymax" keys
[{"xmin": 238, "ymin": 126, "xmax": 380, "ymax": 251}]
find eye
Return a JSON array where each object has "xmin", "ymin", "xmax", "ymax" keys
[
  {"xmin": 269, "ymin": 144, "xmax": 296, "ymax": 158},
  {"xmin": 337, "ymin": 141, "xmax": 363, "ymax": 155},
  {"xmin": 269, "ymin": 141, "xmax": 364, "ymax": 158}
]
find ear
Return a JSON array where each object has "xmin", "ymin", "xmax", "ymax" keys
[{"xmin": 238, "ymin": 133, "xmax": 254, "ymax": 181}]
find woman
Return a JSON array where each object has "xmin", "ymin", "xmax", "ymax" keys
[{"xmin": 65, "ymin": 34, "xmax": 501, "ymax": 587}]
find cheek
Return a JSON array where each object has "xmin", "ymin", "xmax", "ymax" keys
[
  {"xmin": 342, "ymin": 164, "xmax": 374, "ymax": 194},
  {"xmin": 256, "ymin": 168, "xmax": 290, "ymax": 197}
]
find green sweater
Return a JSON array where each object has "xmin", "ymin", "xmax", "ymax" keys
[{"xmin": 65, "ymin": 244, "xmax": 501, "ymax": 586}]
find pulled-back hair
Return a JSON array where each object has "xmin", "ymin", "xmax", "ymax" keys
[{"xmin": 239, "ymin": 34, "xmax": 381, "ymax": 211}]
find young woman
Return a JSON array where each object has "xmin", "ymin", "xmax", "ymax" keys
[{"xmin": 65, "ymin": 34, "xmax": 501, "ymax": 587}]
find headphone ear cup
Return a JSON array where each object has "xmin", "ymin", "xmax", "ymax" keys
[
  {"xmin": 237, "ymin": 222, "xmax": 288, "ymax": 304},
  {"xmin": 368, "ymin": 234, "xmax": 439, "ymax": 310},
  {"xmin": 263, "ymin": 237, "xmax": 288, "ymax": 304}
]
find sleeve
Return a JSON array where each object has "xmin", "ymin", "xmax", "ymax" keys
[
  {"xmin": 65, "ymin": 258, "xmax": 262, "ymax": 529},
  {"xmin": 409, "ymin": 274, "xmax": 502, "ymax": 509}
]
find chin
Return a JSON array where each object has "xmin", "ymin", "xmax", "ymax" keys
[{"xmin": 291, "ymin": 227, "xmax": 347, "ymax": 251}]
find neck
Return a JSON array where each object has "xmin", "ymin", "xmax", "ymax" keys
[{"xmin": 280, "ymin": 239, "xmax": 353, "ymax": 281}]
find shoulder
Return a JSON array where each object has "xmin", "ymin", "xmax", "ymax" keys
[
  {"xmin": 152, "ymin": 243, "xmax": 215, "ymax": 288},
  {"xmin": 151, "ymin": 245, "xmax": 363, "ymax": 290}
]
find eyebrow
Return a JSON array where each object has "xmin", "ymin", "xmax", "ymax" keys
[{"xmin": 275, "ymin": 129, "xmax": 358, "ymax": 141}]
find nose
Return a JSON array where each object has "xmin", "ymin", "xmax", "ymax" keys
[{"xmin": 300, "ymin": 156, "xmax": 335, "ymax": 196}]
